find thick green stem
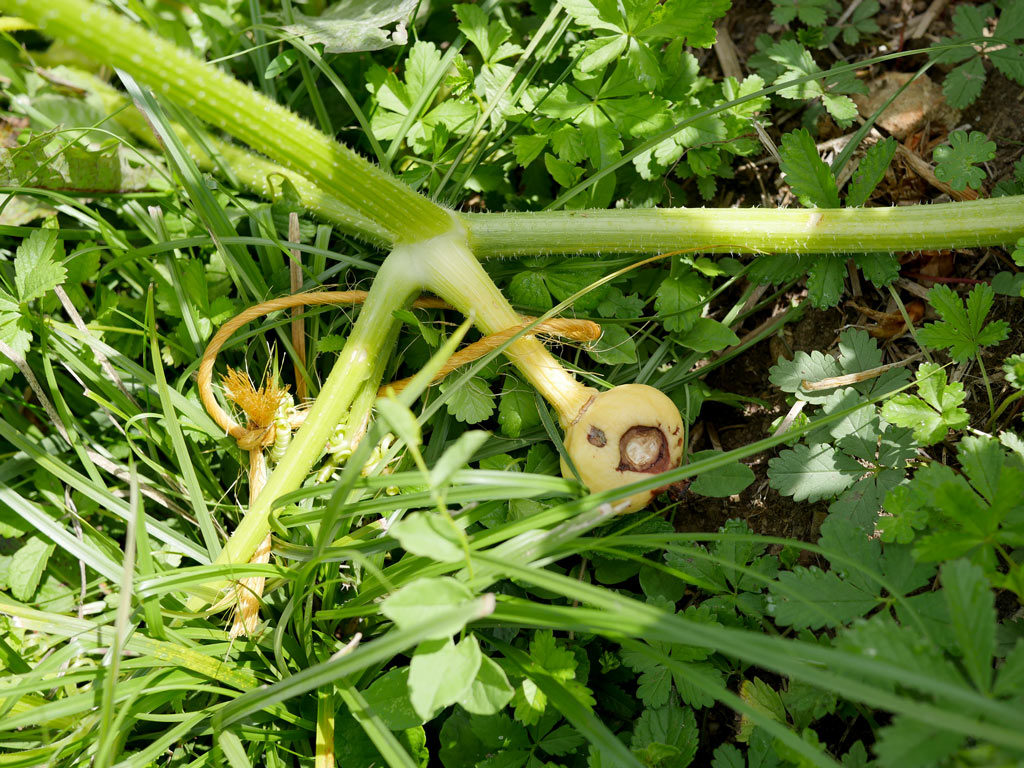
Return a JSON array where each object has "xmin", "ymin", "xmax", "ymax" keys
[
  {"xmin": 23, "ymin": 1, "xmax": 1024, "ymax": 258},
  {"xmin": 13, "ymin": 0, "xmax": 450, "ymax": 242},
  {"xmin": 70, "ymin": 65, "xmax": 1024, "ymax": 258},
  {"xmin": 62, "ymin": 68, "xmax": 391, "ymax": 245},
  {"xmin": 413, "ymin": 227, "xmax": 594, "ymax": 425},
  {"xmin": 462, "ymin": 198, "xmax": 1024, "ymax": 256},
  {"xmin": 188, "ymin": 249, "xmax": 422, "ymax": 607}
]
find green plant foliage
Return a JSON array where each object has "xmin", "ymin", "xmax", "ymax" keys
[
  {"xmin": 881, "ymin": 362, "xmax": 969, "ymax": 445},
  {"xmin": 0, "ymin": 2, "xmax": 1021, "ymax": 767},
  {"xmin": 768, "ymin": 516, "xmax": 935, "ymax": 629},
  {"xmin": 365, "ymin": 41, "xmax": 477, "ymax": 154},
  {"xmin": 558, "ymin": 0, "xmax": 728, "ymax": 86},
  {"xmin": 880, "ymin": 435, "xmax": 1024, "ymax": 596},
  {"xmin": 769, "ymin": 0, "xmax": 879, "ymax": 46},
  {"xmin": 0, "ymin": 227, "xmax": 65, "ymax": 383},
  {"xmin": 769, "ymin": 130, "xmax": 898, "ymax": 306},
  {"xmin": 779, "ymin": 127, "xmax": 840, "ymax": 208},
  {"xmin": 761, "ymin": 40, "xmax": 866, "ymax": 124},
  {"xmin": 845, "ymin": 137, "xmax": 897, "ymax": 207},
  {"xmin": 916, "ymin": 283, "xmax": 1009, "ymax": 363},
  {"xmin": 929, "ymin": 1, "xmax": 1024, "ymax": 108},
  {"xmin": 770, "ymin": 0, "xmax": 840, "ymax": 28},
  {"xmin": 665, "ymin": 520, "xmax": 781, "ymax": 623},
  {"xmin": 933, "ymin": 130, "xmax": 997, "ymax": 191},
  {"xmin": 838, "ymin": 558, "xmax": 1024, "ymax": 767},
  {"xmin": 0, "ymin": 130, "xmax": 156, "ymax": 193},
  {"xmin": 1005, "ymin": 353, "xmax": 1024, "ymax": 390},
  {"xmin": 768, "ymin": 330, "xmax": 918, "ymax": 527},
  {"xmin": 280, "ymin": 0, "xmax": 418, "ymax": 53}
]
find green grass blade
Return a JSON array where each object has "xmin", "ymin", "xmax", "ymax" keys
[
  {"xmin": 214, "ymin": 596, "xmax": 494, "ymax": 727},
  {"xmin": 145, "ymin": 287, "xmax": 221, "ymax": 560}
]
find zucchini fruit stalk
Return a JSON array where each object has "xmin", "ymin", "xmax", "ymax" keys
[{"xmin": 208, "ymin": 224, "xmax": 685, "ymax": 606}]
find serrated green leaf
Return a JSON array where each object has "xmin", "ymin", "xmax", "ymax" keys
[
  {"xmin": 779, "ymin": 128, "xmax": 840, "ymax": 208},
  {"xmin": 0, "ymin": 310, "xmax": 32, "ymax": 385},
  {"xmin": 853, "ymin": 252, "xmax": 899, "ymax": 287},
  {"xmin": 933, "ymin": 130, "xmax": 996, "ymax": 191},
  {"xmin": 805, "ymin": 254, "xmax": 846, "ymax": 307},
  {"xmin": 511, "ymin": 134, "xmax": 548, "ymax": 167},
  {"xmin": 821, "ymin": 92, "xmax": 858, "ymax": 124},
  {"xmin": 456, "ymin": 3, "xmax": 520, "ymax": 64},
  {"xmin": 281, "ymin": 0, "xmax": 418, "ymax": 53},
  {"xmin": 770, "ymin": 0, "xmax": 840, "ymax": 26},
  {"xmin": 647, "ymin": 0, "xmax": 730, "ymax": 47},
  {"xmin": 544, "ymin": 152, "xmax": 584, "ymax": 188},
  {"xmin": 942, "ymin": 559, "xmax": 995, "ymax": 692},
  {"xmin": 873, "ymin": 715, "xmax": 965, "ymax": 768},
  {"xmin": 1011, "ymin": 237, "xmax": 1024, "ymax": 267},
  {"xmin": 677, "ymin": 317, "xmax": 740, "ymax": 353},
  {"xmin": 838, "ymin": 613, "xmax": 962, "ymax": 690},
  {"xmin": 881, "ymin": 394, "xmax": 954, "ymax": 445},
  {"xmin": 1004, "ymin": 353, "xmax": 1024, "ymax": 390},
  {"xmin": 655, "ymin": 272, "xmax": 708, "ymax": 333},
  {"xmin": 558, "ymin": 0, "xmax": 626, "ymax": 34},
  {"xmin": 737, "ymin": 678, "xmax": 787, "ymax": 742},
  {"xmin": 768, "ymin": 443, "xmax": 862, "ymax": 502},
  {"xmin": 942, "ymin": 57, "xmax": 987, "ymax": 109},
  {"xmin": 845, "ymin": 137, "xmax": 897, "ymax": 207},
  {"xmin": 881, "ymin": 363, "xmax": 968, "ymax": 444},
  {"xmin": 630, "ymin": 703, "xmax": 698, "ymax": 767},
  {"xmin": 840, "ymin": 0, "xmax": 880, "ymax": 44},
  {"xmin": 769, "ymin": 567, "xmax": 877, "ymax": 629},
  {"xmin": 440, "ymin": 376, "xmax": 495, "ymax": 424},
  {"xmin": 768, "ymin": 40, "xmax": 825, "ymax": 99},
  {"xmin": 15, "ymin": 228, "xmax": 66, "ymax": 304},
  {"xmin": 689, "ymin": 450, "xmax": 755, "ymax": 497},
  {"xmin": 917, "ymin": 283, "xmax": 1009, "ymax": 363},
  {"xmin": 508, "ymin": 269, "xmax": 552, "ymax": 312},
  {"xmin": 769, "ymin": 350, "xmax": 840, "ymax": 404},
  {"xmin": 317, "ymin": 334, "xmax": 347, "ymax": 353}
]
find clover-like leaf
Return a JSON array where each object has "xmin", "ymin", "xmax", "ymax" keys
[
  {"xmin": 916, "ymin": 284, "xmax": 1009, "ymax": 363},
  {"xmin": 933, "ymin": 130, "xmax": 996, "ymax": 191}
]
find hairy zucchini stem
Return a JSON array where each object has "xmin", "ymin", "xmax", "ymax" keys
[
  {"xmin": 462, "ymin": 200, "xmax": 1024, "ymax": 256},
  {"xmin": 412, "ymin": 227, "xmax": 594, "ymax": 425},
  {"xmin": 12, "ymin": 0, "xmax": 451, "ymax": 243},
  {"xmin": 27, "ymin": 6, "xmax": 1024, "ymax": 257}
]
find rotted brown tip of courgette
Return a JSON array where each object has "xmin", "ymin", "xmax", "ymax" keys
[{"xmin": 560, "ymin": 383, "xmax": 685, "ymax": 513}]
